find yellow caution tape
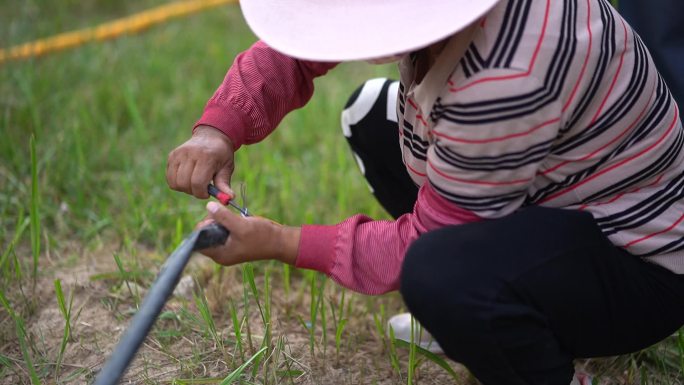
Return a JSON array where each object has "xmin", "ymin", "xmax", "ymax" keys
[{"xmin": 0, "ymin": 0, "xmax": 237, "ymax": 65}]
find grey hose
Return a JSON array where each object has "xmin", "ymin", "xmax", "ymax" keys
[{"xmin": 93, "ymin": 223, "xmax": 229, "ymax": 385}]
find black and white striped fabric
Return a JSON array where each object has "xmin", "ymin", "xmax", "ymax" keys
[{"xmin": 396, "ymin": 0, "xmax": 684, "ymax": 272}]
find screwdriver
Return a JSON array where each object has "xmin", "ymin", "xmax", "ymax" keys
[{"xmin": 207, "ymin": 184, "xmax": 249, "ymax": 217}]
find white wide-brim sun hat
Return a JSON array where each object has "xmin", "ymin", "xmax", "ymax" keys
[{"xmin": 239, "ymin": 0, "xmax": 502, "ymax": 62}]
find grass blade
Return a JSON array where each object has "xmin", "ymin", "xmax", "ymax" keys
[
  {"xmin": 30, "ymin": 134, "xmax": 41, "ymax": 289},
  {"xmin": 229, "ymin": 299, "xmax": 244, "ymax": 361},
  {"xmin": 194, "ymin": 291, "xmax": 223, "ymax": 352},
  {"xmin": 0, "ymin": 353, "xmax": 11, "ymax": 378},
  {"xmin": 335, "ymin": 318, "xmax": 347, "ymax": 358},
  {"xmin": 219, "ymin": 346, "xmax": 267, "ymax": 385},
  {"xmin": 112, "ymin": 252, "xmax": 140, "ymax": 304},
  {"xmin": 0, "ymin": 291, "xmax": 42, "ymax": 385},
  {"xmin": 255, "ymin": 264, "xmax": 273, "ymax": 383},
  {"xmin": 54, "ymin": 279, "xmax": 74, "ymax": 379},
  {"xmin": 318, "ymin": 279, "xmax": 327, "ymax": 356},
  {"xmin": 372, "ymin": 304, "xmax": 388, "ymax": 353},
  {"xmin": 241, "ymin": 265, "xmax": 255, "ymax": 352},
  {"xmin": 244, "ymin": 263, "xmax": 266, "ymax": 324},
  {"xmin": 394, "ymin": 339, "xmax": 461, "ymax": 381},
  {"xmin": 174, "ymin": 217, "xmax": 184, "ymax": 247},
  {"xmin": 0, "ymin": 214, "xmax": 29, "ymax": 279},
  {"xmin": 407, "ymin": 315, "xmax": 417, "ymax": 385},
  {"xmin": 678, "ymin": 329, "xmax": 684, "ymax": 378},
  {"xmin": 387, "ymin": 322, "xmax": 402, "ymax": 378}
]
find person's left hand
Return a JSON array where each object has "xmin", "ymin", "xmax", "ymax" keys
[{"xmin": 195, "ymin": 202, "xmax": 300, "ymax": 266}]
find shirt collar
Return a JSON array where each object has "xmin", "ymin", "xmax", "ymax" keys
[{"xmin": 401, "ymin": 23, "xmax": 478, "ymax": 122}]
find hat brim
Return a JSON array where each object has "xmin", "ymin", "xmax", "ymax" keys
[{"xmin": 239, "ymin": 0, "xmax": 502, "ymax": 62}]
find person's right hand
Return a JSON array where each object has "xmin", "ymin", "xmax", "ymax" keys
[{"xmin": 167, "ymin": 125, "xmax": 235, "ymax": 199}]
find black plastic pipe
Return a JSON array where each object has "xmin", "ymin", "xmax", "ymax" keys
[{"xmin": 93, "ymin": 223, "xmax": 229, "ymax": 385}]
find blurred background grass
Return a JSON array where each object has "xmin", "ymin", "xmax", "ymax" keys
[{"xmin": 0, "ymin": 0, "xmax": 394, "ymax": 252}]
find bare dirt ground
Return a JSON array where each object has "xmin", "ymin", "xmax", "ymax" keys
[{"xmin": 1, "ymin": 242, "xmax": 476, "ymax": 385}]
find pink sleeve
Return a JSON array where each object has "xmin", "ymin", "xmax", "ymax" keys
[
  {"xmin": 295, "ymin": 183, "xmax": 482, "ymax": 295},
  {"xmin": 195, "ymin": 40, "xmax": 338, "ymax": 149}
]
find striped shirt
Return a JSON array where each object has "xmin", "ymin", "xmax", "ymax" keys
[
  {"xmin": 198, "ymin": 0, "xmax": 684, "ymax": 295},
  {"xmin": 399, "ymin": 0, "xmax": 684, "ymax": 272}
]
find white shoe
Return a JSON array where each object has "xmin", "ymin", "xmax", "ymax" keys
[{"xmin": 387, "ymin": 313, "xmax": 444, "ymax": 354}]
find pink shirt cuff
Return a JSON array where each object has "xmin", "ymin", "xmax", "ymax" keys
[
  {"xmin": 194, "ymin": 104, "xmax": 247, "ymax": 150},
  {"xmin": 295, "ymin": 224, "xmax": 338, "ymax": 274}
]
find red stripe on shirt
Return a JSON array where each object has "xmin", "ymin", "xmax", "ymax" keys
[
  {"xmin": 428, "ymin": 161, "xmax": 532, "ymax": 186},
  {"xmin": 406, "ymin": 162, "xmax": 427, "ymax": 177},
  {"xmin": 449, "ymin": 0, "xmax": 551, "ymax": 93},
  {"xmin": 416, "ymin": 114, "xmax": 428, "ymax": 126},
  {"xmin": 540, "ymin": 107, "xmax": 680, "ymax": 204},
  {"xmin": 578, "ymin": 174, "xmax": 665, "ymax": 210},
  {"xmin": 434, "ymin": 116, "xmax": 561, "ymax": 144},
  {"xmin": 540, "ymin": 90, "xmax": 654, "ymax": 176},
  {"xmin": 408, "ymin": 98, "xmax": 419, "ymax": 110},
  {"xmin": 624, "ymin": 211, "xmax": 684, "ymax": 248}
]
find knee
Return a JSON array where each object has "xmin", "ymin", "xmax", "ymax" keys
[
  {"xmin": 399, "ymin": 230, "xmax": 446, "ymax": 305},
  {"xmin": 399, "ymin": 228, "xmax": 493, "ymax": 331},
  {"xmin": 400, "ymin": 224, "xmax": 497, "ymax": 292},
  {"xmin": 341, "ymin": 78, "xmax": 397, "ymax": 142},
  {"xmin": 400, "ymin": 228, "xmax": 519, "ymax": 361}
]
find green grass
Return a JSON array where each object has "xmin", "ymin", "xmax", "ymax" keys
[
  {"xmin": 52, "ymin": 279, "xmax": 74, "ymax": 380},
  {"xmin": 0, "ymin": 1, "xmax": 682, "ymax": 384},
  {"xmin": 219, "ymin": 346, "xmax": 267, "ymax": 385},
  {"xmin": 29, "ymin": 134, "xmax": 39, "ymax": 290},
  {"xmin": 0, "ymin": 291, "xmax": 41, "ymax": 384}
]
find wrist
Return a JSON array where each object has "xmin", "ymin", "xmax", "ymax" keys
[
  {"xmin": 194, "ymin": 125, "xmax": 235, "ymax": 151},
  {"xmin": 274, "ymin": 225, "xmax": 301, "ymax": 265}
]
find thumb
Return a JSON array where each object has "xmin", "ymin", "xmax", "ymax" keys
[
  {"xmin": 206, "ymin": 201, "xmax": 240, "ymax": 230},
  {"xmin": 214, "ymin": 167, "xmax": 234, "ymax": 198}
]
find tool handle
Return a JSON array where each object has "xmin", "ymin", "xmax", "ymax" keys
[{"xmin": 207, "ymin": 184, "xmax": 232, "ymax": 205}]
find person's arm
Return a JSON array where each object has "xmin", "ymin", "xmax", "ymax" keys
[
  {"xmin": 197, "ymin": 182, "xmax": 481, "ymax": 295},
  {"xmin": 198, "ymin": 71, "xmax": 559, "ymax": 296},
  {"xmin": 196, "ymin": 40, "xmax": 339, "ymax": 150},
  {"xmin": 168, "ymin": 41, "xmax": 338, "ymax": 198},
  {"xmin": 297, "ymin": 72, "xmax": 561, "ymax": 295},
  {"xmin": 296, "ymin": 183, "xmax": 481, "ymax": 294}
]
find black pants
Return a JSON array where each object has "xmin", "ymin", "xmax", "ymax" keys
[{"xmin": 343, "ymin": 79, "xmax": 684, "ymax": 385}]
